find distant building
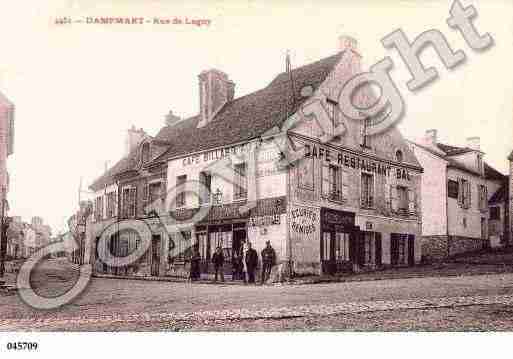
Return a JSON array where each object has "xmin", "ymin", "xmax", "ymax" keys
[{"xmin": 410, "ymin": 131, "xmax": 506, "ymax": 260}]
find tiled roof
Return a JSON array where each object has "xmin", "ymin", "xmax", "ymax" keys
[
  {"xmin": 436, "ymin": 143, "xmax": 474, "ymax": 156},
  {"xmin": 89, "ymin": 136, "xmax": 169, "ymax": 191},
  {"xmin": 489, "ymin": 184, "xmax": 506, "ymax": 204},
  {"xmin": 154, "ymin": 51, "xmax": 343, "ymax": 162},
  {"xmin": 484, "ymin": 162, "xmax": 506, "ymax": 181},
  {"xmin": 90, "ymin": 51, "xmax": 343, "ymax": 190}
]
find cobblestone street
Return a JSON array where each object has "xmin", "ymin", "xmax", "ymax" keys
[{"xmin": 2, "ymin": 259, "xmax": 513, "ymax": 331}]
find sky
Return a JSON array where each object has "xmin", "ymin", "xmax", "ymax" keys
[{"xmin": 0, "ymin": 0, "xmax": 511, "ymax": 234}]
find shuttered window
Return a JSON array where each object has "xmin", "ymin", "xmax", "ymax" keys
[
  {"xmin": 199, "ymin": 172, "xmax": 212, "ymax": 205},
  {"xmin": 360, "ymin": 173, "xmax": 374, "ymax": 208},
  {"xmin": 176, "ymin": 175, "xmax": 187, "ymax": 208},
  {"xmin": 233, "ymin": 163, "xmax": 247, "ymax": 200},
  {"xmin": 458, "ymin": 178, "xmax": 471, "ymax": 209}
]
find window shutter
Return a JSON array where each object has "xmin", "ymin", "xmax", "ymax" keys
[
  {"xmin": 341, "ymin": 170, "xmax": 349, "ymax": 201},
  {"xmin": 467, "ymin": 181, "xmax": 471, "ymax": 208},
  {"xmin": 322, "ymin": 162, "xmax": 330, "ymax": 198},
  {"xmin": 407, "ymin": 189, "xmax": 416, "ymax": 215},
  {"xmin": 390, "ymin": 185, "xmax": 399, "ymax": 212},
  {"xmin": 143, "ymin": 183, "xmax": 149, "ymax": 203},
  {"xmin": 360, "ymin": 176, "xmax": 367, "ymax": 207},
  {"xmin": 457, "ymin": 178, "xmax": 463, "ymax": 207}
]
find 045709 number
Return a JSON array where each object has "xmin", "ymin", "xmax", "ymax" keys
[{"xmin": 6, "ymin": 342, "xmax": 38, "ymax": 351}]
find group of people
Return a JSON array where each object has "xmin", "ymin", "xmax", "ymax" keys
[{"xmin": 189, "ymin": 240, "xmax": 277, "ymax": 284}]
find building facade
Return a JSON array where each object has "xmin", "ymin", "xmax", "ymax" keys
[
  {"xmin": 410, "ymin": 131, "xmax": 506, "ymax": 260},
  {"xmin": 86, "ymin": 36, "xmax": 423, "ymax": 279}
]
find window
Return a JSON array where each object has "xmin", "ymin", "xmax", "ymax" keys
[
  {"xmin": 128, "ymin": 188, "xmax": 137, "ymax": 217},
  {"xmin": 458, "ymin": 178, "xmax": 471, "ymax": 209},
  {"xmin": 322, "ymin": 232, "xmax": 331, "ymax": 261},
  {"xmin": 106, "ymin": 191, "xmax": 116, "ymax": 218},
  {"xmin": 173, "ymin": 230, "xmax": 191, "ymax": 262},
  {"xmin": 490, "ymin": 206, "xmax": 500, "ymax": 220},
  {"xmin": 122, "ymin": 187, "xmax": 137, "ymax": 218},
  {"xmin": 199, "ymin": 172, "xmax": 212, "ymax": 205},
  {"xmin": 335, "ymin": 232, "xmax": 350, "ymax": 261},
  {"xmin": 141, "ymin": 143, "xmax": 150, "ymax": 164},
  {"xmin": 298, "ymin": 156, "xmax": 314, "ymax": 190},
  {"xmin": 176, "ymin": 175, "xmax": 187, "ymax": 208},
  {"xmin": 122, "ymin": 188, "xmax": 130, "ymax": 218},
  {"xmin": 360, "ymin": 173, "xmax": 374, "ymax": 208},
  {"xmin": 390, "ymin": 186, "xmax": 416, "ymax": 214},
  {"xmin": 322, "ymin": 164, "xmax": 347, "ymax": 201},
  {"xmin": 148, "ymin": 182, "xmax": 162, "ymax": 204},
  {"xmin": 448, "ymin": 180, "xmax": 459, "ymax": 199},
  {"xmin": 233, "ymin": 163, "xmax": 247, "ymax": 200},
  {"xmin": 395, "ymin": 150, "xmax": 403, "ymax": 163},
  {"xmin": 463, "ymin": 217, "xmax": 467, "ymax": 228},
  {"xmin": 397, "ymin": 186, "xmax": 408, "ymax": 212},
  {"xmin": 478, "ymin": 184, "xmax": 488, "ymax": 212},
  {"xmin": 95, "ymin": 196, "xmax": 103, "ymax": 221}
]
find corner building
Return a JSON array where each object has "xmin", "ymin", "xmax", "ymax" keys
[{"xmin": 87, "ymin": 36, "xmax": 423, "ymax": 278}]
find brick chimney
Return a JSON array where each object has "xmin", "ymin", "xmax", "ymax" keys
[
  {"xmin": 165, "ymin": 110, "xmax": 181, "ymax": 126},
  {"xmin": 125, "ymin": 125, "xmax": 147, "ymax": 156},
  {"xmin": 424, "ymin": 129, "xmax": 438, "ymax": 146},
  {"xmin": 197, "ymin": 69, "xmax": 235, "ymax": 128},
  {"xmin": 338, "ymin": 35, "xmax": 358, "ymax": 53},
  {"xmin": 466, "ymin": 136, "xmax": 480, "ymax": 151}
]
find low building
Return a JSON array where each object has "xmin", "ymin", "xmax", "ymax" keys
[
  {"xmin": 410, "ymin": 131, "xmax": 505, "ymax": 260},
  {"xmin": 486, "ymin": 163, "xmax": 509, "ymax": 247},
  {"xmin": 86, "ymin": 36, "xmax": 423, "ymax": 279}
]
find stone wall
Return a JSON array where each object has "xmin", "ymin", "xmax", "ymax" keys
[{"xmin": 422, "ymin": 235, "xmax": 488, "ymax": 261}]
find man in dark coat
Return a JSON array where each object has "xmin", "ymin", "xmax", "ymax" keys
[
  {"xmin": 211, "ymin": 246, "xmax": 225, "ymax": 282},
  {"xmin": 244, "ymin": 242, "xmax": 258, "ymax": 284},
  {"xmin": 261, "ymin": 240, "xmax": 276, "ymax": 284},
  {"xmin": 189, "ymin": 247, "xmax": 201, "ymax": 281}
]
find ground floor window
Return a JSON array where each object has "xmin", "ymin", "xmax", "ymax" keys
[{"xmin": 335, "ymin": 232, "xmax": 350, "ymax": 261}]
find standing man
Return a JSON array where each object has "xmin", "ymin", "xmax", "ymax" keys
[
  {"xmin": 244, "ymin": 242, "xmax": 258, "ymax": 284},
  {"xmin": 211, "ymin": 246, "xmax": 225, "ymax": 282},
  {"xmin": 261, "ymin": 240, "xmax": 276, "ymax": 284}
]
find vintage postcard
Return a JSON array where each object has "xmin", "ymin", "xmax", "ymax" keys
[{"xmin": 0, "ymin": 0, "xmax": 512, "ymax": 356}]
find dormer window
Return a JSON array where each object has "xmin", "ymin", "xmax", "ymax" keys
[{"xmin": 141, "ymin": 142, "xmax": 150, "ymax": 164}]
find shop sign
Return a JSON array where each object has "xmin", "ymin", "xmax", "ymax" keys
[
  {"xmin": 182, "ymin": 143, "xmax": 249, "ymax": 167},
  {"xmin": 291, "ymin": 206, "xmax": 317, "ymax": 235},
  {"xmin": 304, "ymin": 143, "xmax": 411, "ymax": 180},
  {"xmin": 249, "ymin": 214, "xmax": 280, "ymax": 227}
]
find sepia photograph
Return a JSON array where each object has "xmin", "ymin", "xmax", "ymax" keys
[{"xmin": 0, "ymin": 0, "xmax": 512, "ymax": 357}]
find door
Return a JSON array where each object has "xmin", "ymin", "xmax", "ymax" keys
[
  {"xmin": 390, "ymin": 234, "xmax": 399, "ymax": 266},
  {"xmin": 375, "ymin": 233, "xmax": 382, "ymax": 267},
  {"xmin": 151, "ymin": 235, "xmax": 161, "ymax": 276},
  {"xmin": 407, "ymin": 234, "xmax": 415, "ymax": 266}
]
